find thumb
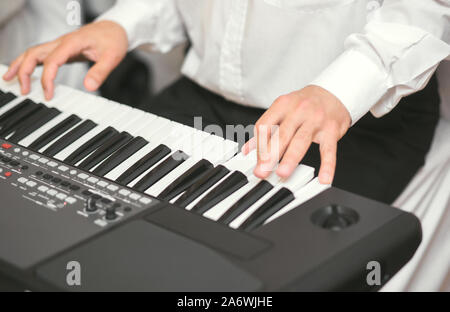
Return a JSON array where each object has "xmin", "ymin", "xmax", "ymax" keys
[{"xmin": 84, "ymin": 54, "xmax": 121, "ymax": 91}]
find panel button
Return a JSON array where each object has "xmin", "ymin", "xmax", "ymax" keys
[
  {"xmin": 47, "ymin": 190, "xmax": 58, "ymax": 196},
  {"xmin": 38, "ymin": 158, "xmax": 49, "ymax": 164},
  {"xmin": 60, "ymin": 181, "xmax": 71, "ymax": 188},
  {"xmin": 58, "ymin": 166, "xmax": 69, "ymax": 172},
  {"xmin": 1, "ymin": 157, "xmax": 11, "ymax": 163},
  {"xmin": 38, "ymin": 186, "xmax": 49, "ymax": 193},
  {"xmin": 97, "ymin": 181, "xmax": 109, "ymax": 188},
  {"xmin": 119, "ymin": 189, "xmax": 131, "ymax": 196},
  {"xmin": 107, "ymin": 185, "xmax": 119, "ymax": 192},
  {"xmin": 2, "ymin": 143, "xmax": 12, "ymax": 149},
  {"xmin": 18, "ymin": 177, "xmax": 28, "ymax": 184},
  {"xmin": 129, "ymin": 193, "xmax": 141, "ymax": 201},
  {"xmin": 139, "ymin": 197, "xmax": 152, "ymax": 205},
  {"xmin": 65, "ymin": 197, "xmax": 77, "ymax": 204},
  {"xmin": 47, "ymin": 161, "xmax": 58, "ymax": 168},
  {"xmin": 29, "ymin": 154, "xmax": 40, "ymax": 161},
  {"xmin": 77, "ymin": 173, "xmax": 89, "ymax": 180},
  {"xmin": 26, "ymin": 181, "xmax": 37, "ymax": 188},
  {"xmin": 69, "ymin": 185, "xmax": 80, "ymax": 191},
  {"xmin": 87, "ymin": 177, "xmax": 99, "ymax": 184},
  {"xmin": 56, "ymin": 193, "xmax": 67, "ymax": 200}
]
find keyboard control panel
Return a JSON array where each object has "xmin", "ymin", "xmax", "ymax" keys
[{"xmin": 0, "ymin": 140, "xmax": 158, "ymax": 228}]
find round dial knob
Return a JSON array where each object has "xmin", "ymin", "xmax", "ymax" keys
[
  {"xmin": 105, "ymin": 205, "xmax": 118, "ymax": 221},
  {"xmin": 85, "ymin": 197, "xmax": 99, "ymax": 213}
]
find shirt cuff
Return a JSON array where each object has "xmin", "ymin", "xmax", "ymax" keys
[
  {"xmin": 311, "ymin": 49, "xmax": 389, "ymax": 125},
  {"xmin": 96, "ymin": 1, "xmax": 161, "ymax": 51}
]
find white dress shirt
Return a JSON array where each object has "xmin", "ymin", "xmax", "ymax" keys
[{"xmin": 99, "ymin": 0, "xmax": 450, "ymax": 125}]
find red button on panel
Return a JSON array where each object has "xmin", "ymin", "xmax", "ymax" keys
[
  {"xmin": 4, "ymin": 172, "xmax": 12, "ymax": 177},
  {"xmin": 2, "ymin": 143, "xmax": 12, "ymax": 149}
]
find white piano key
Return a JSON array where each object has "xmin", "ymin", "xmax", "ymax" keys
[
  {"xmin": 203, "ymin": 176, "xmax": 261, "ymax": 220},
  {"xmin": 126, "ymin": 113, "xmax": 158, "ymax": 137},
  {"xmin": 0, "ymin": 73, "xmax": 40, "ymax": 95},
  {"xmin": 126, "ymin": 152, "xmax": 175, "ymax": 188},
  {"xmin": 142, "ymin": 133, "xmax": 219, "ymax": 196},
  {"xmin": 37, "ymin": 119, "xmax": 84, "ymax": 153},
  {"xmin": 139, "ymin": 117, "xmax": 172, "ymax": 140},
  {"xmin": 223, "ymin": 150, "xmax": 257, "ymax": 173},
  {"xmin": 51, "ymin": 100, "xmax": 128, "ymax": 160},
  {"xmin": 53, "ymin": 125, "xmax": 109, "ymax": 161},
  {"xmin": 264, "ymin": 178, "xmax": 331, "ymax": 225},
  {"xmin": 0, "ymin": 86, "xmax": 44, "ymax": 117},
  {"xmin": 27, "ymin": 84, "xmax": 74, "ymax": 108},
  {"xmin": 19, "ymin": 112, "xmax": 73, "ymax": 147},
  {"xmin": 104, "ymin": 142, "xmax": 159, "ymax": 181},
  {"xmin": 182, "ymin": 170, "xmax": 236, "ymax": 210},
  {"xmin": 145, "ymin": 157, "xmax": 201, "ymax": 197},
  {"xmin": 229, "ymin": 165, "xmax": 315, "ymax": 229}
]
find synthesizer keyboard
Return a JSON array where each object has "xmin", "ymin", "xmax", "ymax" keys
[{"xmin": 0, "ymin": 64, "xmax": 421, "ymax": 291}]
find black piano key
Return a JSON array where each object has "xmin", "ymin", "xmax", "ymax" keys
[
  {"xmin": 133, "ymin": 151, "xmax": 188, "ymax": 193},
  {"xmin": 191, "ymin": 171, "xmax": 248, "ymax": 215},
  {"xmin": 42, "ymin": 120, "xmax": 97, "ymax": 157},
  {"xmin": 174, "ymin": 165, "xmax": 231, "ymax": 208},
  {"xmin": 116, "ymin": 144, "xmax": 172, "ymax": 186},
  {"xmin": 0, "ymin": 103, "xmax": 46, "ymax": 138},
  {"xmin": 77, "ymin": 132, "xmax": 133, "ymax": 171},
  {"xmin": 28, "ymin": 115, "xmax": 82, "ymax": 151},
  {"xmin": 8, "ymin": 108, "xmax": 61, "ymax": 144},
  {"xmin": 217, "ymin": 180, "xmax": 274, "ymax": 225},
  {"xmin": 238, "ymin": 188, "xmax": 295, "ymax": 231},
  {"xmin": 158, "ymin": 159, "xmax": 214, "ymax": 201},
  {"xmin": 64, "ymin": 127, "xmax": 118, "ymax": 165},
  {"xmin": 0, "ymin": 99, "xmax": 32, "ymax": 126},
  {"xmin": 92, "ymin": 136, "xmax": 148, "ymax": 176},
  {"xmin": 0, "ymin": 92, "xmax": 16, "ymax": 108}
]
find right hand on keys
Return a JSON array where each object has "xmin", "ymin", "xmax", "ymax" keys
[{"xmin": 2, "ymin": 21, "xmax": 128, "ymax": 101}]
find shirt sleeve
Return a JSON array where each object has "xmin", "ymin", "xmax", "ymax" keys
[
  {"xmin": 311, "ymin": 0, "xmax": 450, "ymax": 125},
  {"xmin": 96, "ymin": 0, "xmax": 186, "ymax": 53}
]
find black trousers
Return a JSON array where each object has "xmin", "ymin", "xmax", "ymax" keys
[{"xmin": 141, "ymin": 76, "xmax": 440, "ymax": 204}]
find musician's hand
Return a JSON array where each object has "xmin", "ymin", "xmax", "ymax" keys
[
  {"xmin": 242, "ymin": 85, "xmax": 351, "ymax": 185},
  {"xmin": 2, "ymin": 21, "xmax": 128, "ymax": 100}
]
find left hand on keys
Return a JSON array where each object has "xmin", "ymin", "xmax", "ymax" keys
[{"xmin": 242, "ymin": 85, "xmax": 351, "ymax": 185}]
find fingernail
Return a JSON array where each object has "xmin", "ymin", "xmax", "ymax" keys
[
  {"xmin": 254, "ymin": 165, "xmax": 270, "ymax": 178},
  {"xmin": 276, "ymin": 164, "xmax": 292, "ymax": 178},
  {"xmin": 85, "ymin": 77, "xmax": 99, "ymax": 91},
  {"xmin": 320, "ymin": 172, "xmax": 332, "ymax": 184}
]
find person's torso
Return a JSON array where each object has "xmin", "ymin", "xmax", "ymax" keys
[{"xmin": 176, "ymin": 0, "xmax": 374, "ymax": 108}]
